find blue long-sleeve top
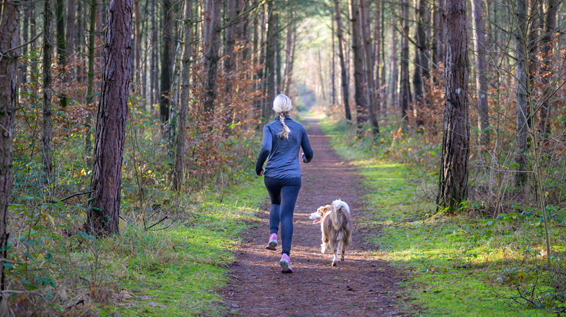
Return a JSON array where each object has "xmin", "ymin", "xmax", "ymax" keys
[{"xmin": 255, "ymin": 116, "xmax": 314, "ymax": 178}]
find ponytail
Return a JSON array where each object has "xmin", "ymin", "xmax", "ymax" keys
[{"xmin": 278, "ymin": 111, "xmax": 291, "ymax": 139}]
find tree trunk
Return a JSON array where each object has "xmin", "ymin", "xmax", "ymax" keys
[
  {"xmin": 399, "ymin": 0, "xmax": 411, "ymax": 121},
  {"xmin": 0, "ymin": 1, "xmax": 19, "ymax": 307},
  {"xmin": 359, "ymin": 0, "xmax": 378, "ymax": 134},
  {"xmin": 85, "ymin": 0, "xmax": 98, "ymax": 163},
  {"xmin": 390, "ymin": 11, "xmax": 398, "ymax": 112},
  {"xmin": 150, "ymin": 0, "xmax": 157, "ymax": 105},
  {"xmin": 283, "ymin": 10, "xmax": 294, "ymax": 96},
  {"xmin": 21, "ymin": 1, "xmax": 29, "ymax": 83},
  {"xmin": 86, "ymin": 0, "xmax": 133, "ymax": 236},
  {"xmin": 56, "ymin": 0, "xmax": 67, "ymax": 108},
  {"xmin": 433, "ymin": 0, "xmax": 445, "ymax": 67},
  {"xmin": 284, "ymin": 21, "xmax": 296, "ymax": 97},
  {"xmin": 437, "ymin": 0, "xmax": 470, "ymax": 211},
  {"xmin": 275, "ymin": 13, "xmax": 281, "ymax": 95},
  {"xmin": 471, "ymin": 0, "xmax": 490, "ymax": 147},
  {"xmin": 413, "ymin": 0, "xmax": 428, "ymax": 127},
  {"xmin": 134, "ymin": 0, "xmax": 141, "ymax": 92},
  {"xmin": 173, "ymin": 0, "xmax": 192, "ymax": 191},
  {"xmin": 160, "ymin": 0, "xmax": 173, "ymax": 122},
  {"xmin": 514, "ymin": 0, "xmax": 529, "ymax": 187},
  {"xmin": 349, "ymin": 0, "xmax": 367, "ymax": 130},
  {"xmin": 66, "ymin": 0, "xmax": 76, "ymax": 77},
  {"xmin": 538, "ymin": 0, "xmax": 559, "ymax": 137},
  {"xmin": 334, "ymin": 0, "xmax": 351, "ymax": 121},
  {"xmin": 43, "ymin": 0, "xmax": 54, "ymax": 182},
  {"xmin": 225, "ymin": 0, "xmax": 237, "ymax": 93},
  {"xmin": 331, "ymin": 16, "xmax": 336, "ymax": 105},
  {"xmin": 203, "ymin": 0, "xmax": 222, "ymax": 114},
  {"xmin": 263, "ymin": 1, "xmax": 276, "ymax": 118}
]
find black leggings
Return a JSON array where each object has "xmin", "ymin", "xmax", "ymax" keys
[{"xmin": 264, "ymin": 176, "xmax": 301, "ymax": 256}]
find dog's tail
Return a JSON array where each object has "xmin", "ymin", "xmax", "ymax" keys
[{"xmin": 330, "ymin": 199, "xmax": 350, "ymax": 231}]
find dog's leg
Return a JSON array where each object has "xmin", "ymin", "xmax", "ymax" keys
[
  {"xmin": 321, "ymin": 240, "xmax": 327, "ymax": 254},
  {"xmin": 332, "ymin": 242, "xmax": 339, "ymax": 267},
  {"xmin": 340, "ymin": 243, "xmax": 345, "ymax": 261}
]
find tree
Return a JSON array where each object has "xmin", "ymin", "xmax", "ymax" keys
[
  {"xmin": 471, "ymin": 0, "xmax": 490, "ymax": 147},
  {"xmin": 389, "ymin": 10, "xmax": 398, "ymax": 111},
  {"xmin": 0, "ymin": 0, "xmax": 19, "ymax": 308},
  {"xmin": 160, "ymin": 0, "xmax": 173, "ymax": 123},
  {"xmin": 538, "ymin": 0, "xmax": 559, "ymax": 137},
  {"xmin": 514, "ymin": 0, "xmax": 529, "ymax": 187},
  {"xmin": 43, "ymin": 0, "xmax": 54, "ymax": 182},
  {"xmin": 437, "ymin": 0, "xmax": 470, "ymax": 210},
  {"xmin": 359, "ymin": 0, "xmax": 379, "ymax": 134},
  {"xmin": 173, "ymin": 0, "xmax": 193, "ymax": 191},
  {"xmin": 334, "ymin": 0, "xmax": 351, "ymax": 121},
  {"xmin": 203, "ymin": 0, "xmax": 222, "ymax": 114},
  {"xmin": 86, "ymin": 0, "xmax": 133, "ymax": 236},
  {"xmin": 56, "ymin": 0, "xmax": 67, "ymax": 108},
  {"xmin": 85, "ymin": 0, "xmax": 98, "ymax": 163},
  {"xmin": 349, "ymin": 0, "xmax": 367, "ymax": 130},
  {"xmin": 399, "ymin": 0, "xmax": 411, "ymax": 121},
  {"xmin": 413, "ymin": 0, "xmax": 428, "ymax": 126}
]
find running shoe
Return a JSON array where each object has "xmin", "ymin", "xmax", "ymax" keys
[
  {"xmin": 280, "ymin": 253, "xmax": 293, "ymax": 273},
  {"xmin": 265, "ymin": 233, "xmax": 277, "ymax": 251}
]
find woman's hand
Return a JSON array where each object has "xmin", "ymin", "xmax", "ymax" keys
[
  {"xmin": 259, "ymin": 169, "xmax": 264, "ymax": 176},
  {"xmin": 302, "ymin": 153, "xmax": 307, "ymax": 163}
]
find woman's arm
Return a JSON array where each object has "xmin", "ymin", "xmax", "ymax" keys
[
  {"xmin": 255, "ymin": 126, "xmax": 272, "ymax": 175},
  {"xmin": 301, "ymin": 127, "xmax": 314, "ymax": 163}
]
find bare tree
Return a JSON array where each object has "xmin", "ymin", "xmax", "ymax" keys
[
  {"xmin": 538, "ymin": 0, "xmax": 559, "ymax": 137},
  {"xmin": 389, "ymin": 10, "xmax": 398, "ymax": 112},
  {"xmin": 86, "ymin": 0, "xmax": 133, "ymax": 236},
  {"xmin": 437, "ymin": 0, "xmax": 470, "ymax": 210},
  {"xmin": 56, "ymin": 0, "xmax": 67, "ymax": 108},
  {"xmin": 0, "ymin": 0, "xmax": 19, "ymax": 308},
  {"xmin": 471, "ymin": 0, "xmax": 491, "ymax": 147}
]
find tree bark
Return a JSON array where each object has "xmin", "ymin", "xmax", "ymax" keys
[
  {"xmin": 331, "ymin": 16, "xmax": 336, "ymax": 106},
  {"xmin": 203, "ymin": 0, "xmax": 222, "ymax": 114},
  {"xmin": 399, "ymin": 0, "xmax": 411, "ymax": 121},
  {"xmin": 66, "ymin": 0, "xmax": 77, "ymax": 74},
  {"xmin": 86, "ymin": 0, "xmax": 133, "ymax": 236},
  {"xmin": 437, "ymin": 0, "xmax": 470, "ymax": 211},
  {"xmin": 43, "ymin": 0, "xmax": 54, "ymax": 182},
  {"xmin": 173, "ymin": 0, "xmax": 192, "ymax": 191},
  {"xmin": 349, "ymin": 0, "xmax": 367, "ymax": 130},
  {"xmin": 160, "ymin": 0, "xmax": 173, "ymax": 122},
  {"xmin": 514, "ymin": 0, "xmax": 529, "ymax": 187},
  {"xmin": 538, "ymin": 0, "xmax": 559, "ymax": 137},
  {"xmin": 471, "ymin": 0, "xmax": 490, "ymax": 147},
  {"xmin": 225, "ymin": 0, "xmax": 237, "ymax": 93},
  {"xmin": 359, "ymin": 0, "xmax": 379, "ymax": 134},
  {"xmin": 433, "ymin": 0, "xmax": 445, "ymax": 67},
  {"xmin": 334, "ymin": 0, "xmax": 351, "ymax": 121},
  {"xmin": 262, "ymin": 1, "xmax": 276, "ymax": 118},
  {"xmin": 0, "ymin": 0, "xmax": 19, "ymax": 305}
]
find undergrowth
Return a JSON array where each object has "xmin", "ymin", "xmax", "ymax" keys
[{"xmin": 317, "ymin": 114, "xmax": 566, "ymax": 316}]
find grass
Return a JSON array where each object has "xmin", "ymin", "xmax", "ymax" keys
[
  {"xmin": 93, "ymin": 178, "xmax": 266, "ymax": 316},
  {"xmin": 317, "ymin": 114, "xmax": 565, "ymax": 317}
]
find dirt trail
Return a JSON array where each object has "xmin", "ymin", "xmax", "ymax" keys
[{"xmin": 223, "ymin": 118, "xmax": 407, "ymax": 316}]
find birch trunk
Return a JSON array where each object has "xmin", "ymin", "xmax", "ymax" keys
[{"xmin": 471, "ymin": 0, "xmax": 491, "ymax": 147}]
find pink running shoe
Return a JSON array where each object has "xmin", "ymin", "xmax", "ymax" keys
[
  {"xmin": 280, "ymin": 254, "xmax": 293, "ymax": 273},
  {"xmin": 265, "ymin": 233, "xmax": 277, "ymax": 251}
]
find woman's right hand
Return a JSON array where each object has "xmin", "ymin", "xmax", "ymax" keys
[{"xmin": 259, "ymin": 169, "xmax": 264, "ymax": 176}]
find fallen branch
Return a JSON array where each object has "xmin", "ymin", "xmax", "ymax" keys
[
  {"xmin": 46, "ymin": 191, "xmax": 93, "ymax": 204},
  {"xmin": 146, "ymin": 216, "xmax": 169, "ymax": 230}
]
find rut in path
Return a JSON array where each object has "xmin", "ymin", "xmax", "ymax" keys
[{"xmin": 223, "ymin": 118, "xmax": 407, "ymax": 317}]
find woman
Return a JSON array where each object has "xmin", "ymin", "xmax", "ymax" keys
[{"xmin": 256, "ymin": 94, "xmax": 313, "ymax": 273}]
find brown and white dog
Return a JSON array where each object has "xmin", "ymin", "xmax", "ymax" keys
[{"xmin": 309, "ymin": 199, "xmax": 352, "ymax": 266}]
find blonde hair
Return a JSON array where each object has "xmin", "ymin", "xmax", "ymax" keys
[{"xmin": 272, "ymin": 94, "xmax": 293, "ymax": 139}]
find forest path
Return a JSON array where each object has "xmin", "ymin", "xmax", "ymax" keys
[{"xmin": 223, "ymin": 117, "xmax": 407, "ymax": 316}]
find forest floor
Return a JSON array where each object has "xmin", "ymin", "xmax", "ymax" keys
[{"xmin": 222, "ymin": 117, "xmax": 408, "ymax": 316}]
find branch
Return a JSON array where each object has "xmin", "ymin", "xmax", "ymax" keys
[{"xmin": 46, "ymin": 191, "xmax": 93, "ymax": 204}]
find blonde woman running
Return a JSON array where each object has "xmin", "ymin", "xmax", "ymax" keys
[{"xmin": 256, "ymin": 94, "xmax": 314, "ymax": 273}]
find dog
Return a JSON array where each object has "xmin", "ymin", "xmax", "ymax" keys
[{"xmin": 309, "ymin": 199, "xmax": 352, "ymax": 266}]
